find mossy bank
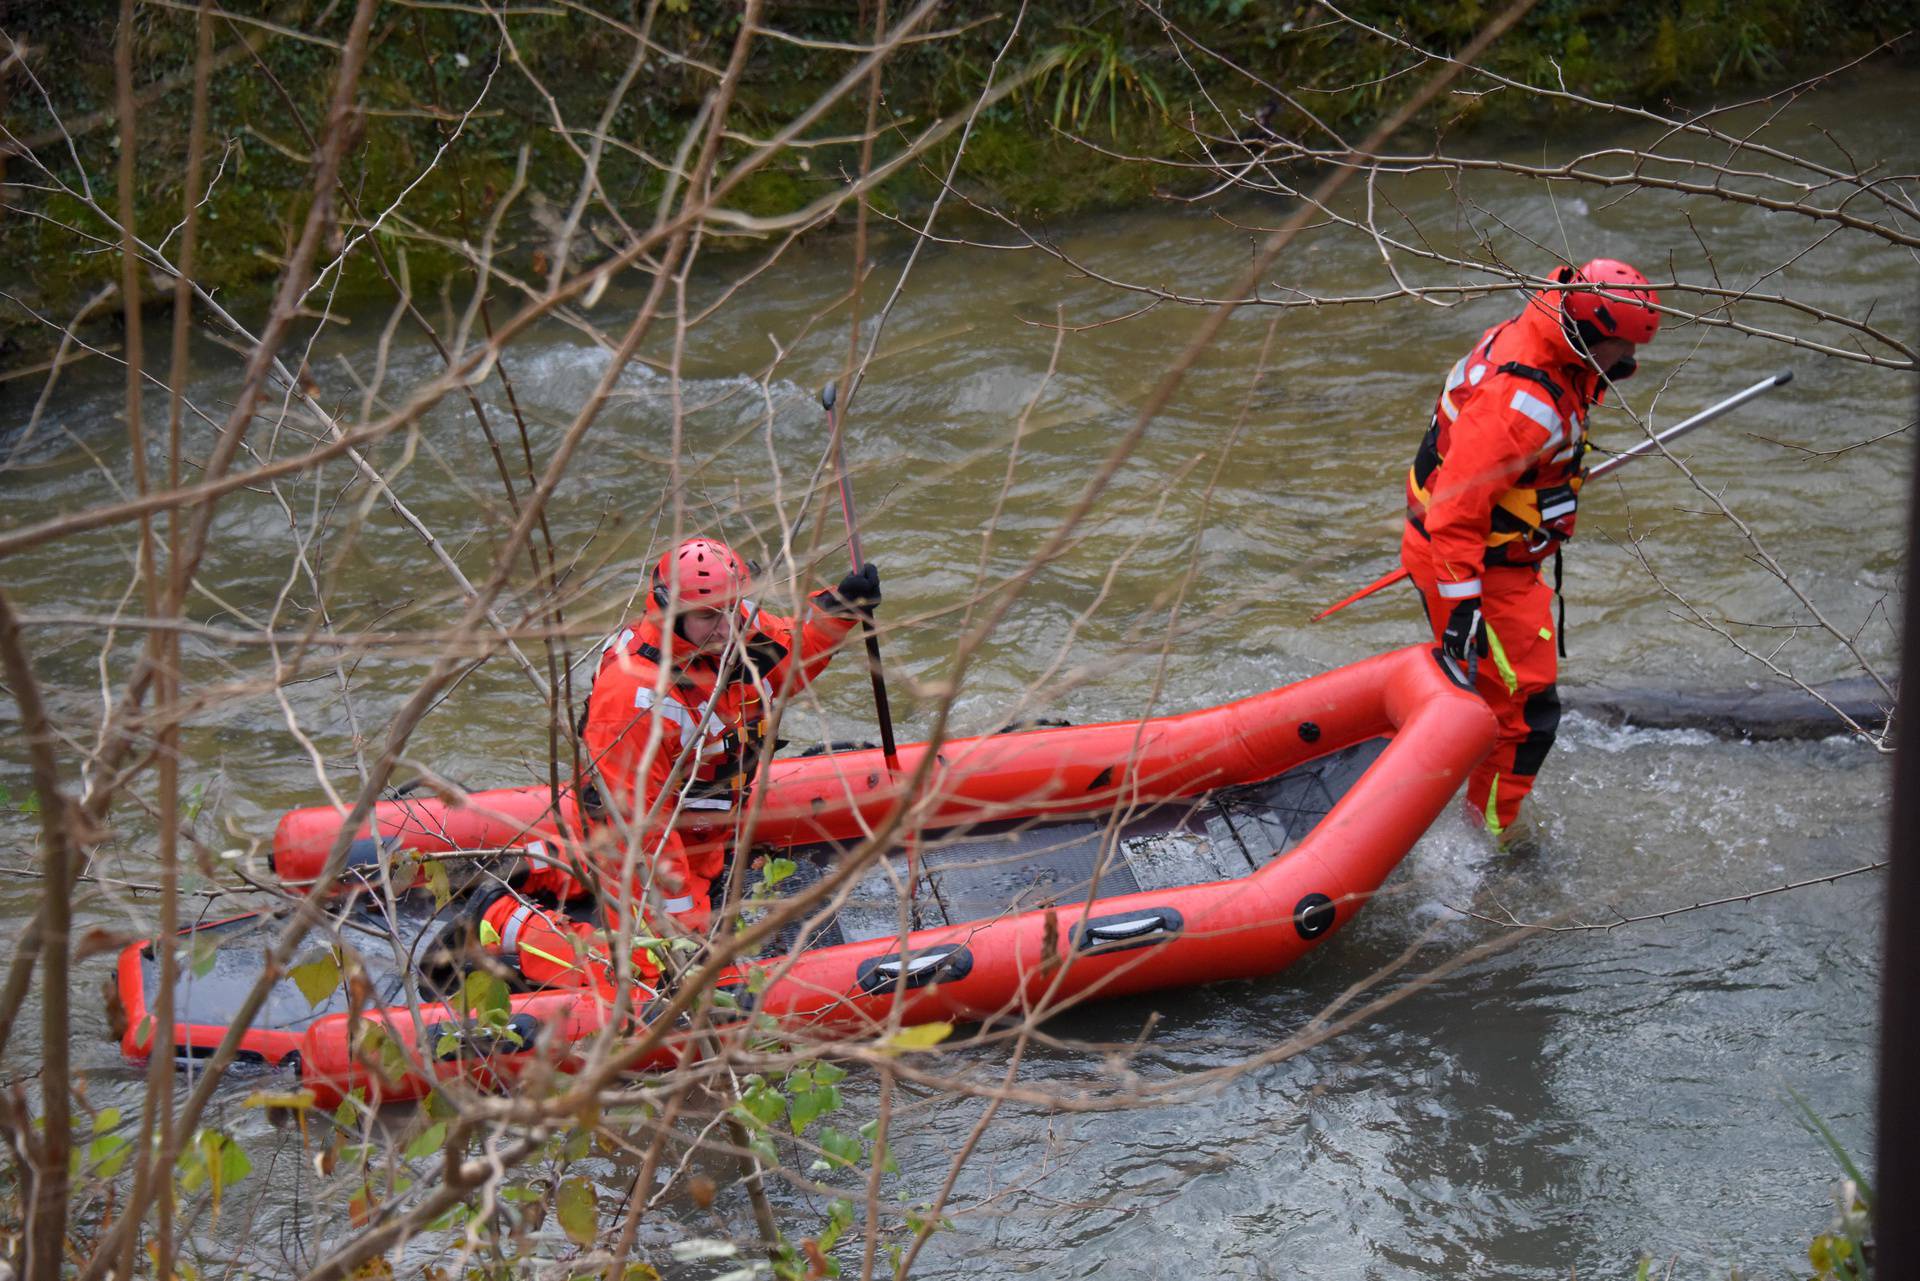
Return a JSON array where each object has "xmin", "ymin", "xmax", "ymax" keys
[{"xmin": 2, "ymin": 0, "xmax": 1913, "ymax": 361}]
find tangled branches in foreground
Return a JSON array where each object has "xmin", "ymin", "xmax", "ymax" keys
[{"xmin": 0, "ymin": 1, "xmax": 1909, "ymax": 1278}]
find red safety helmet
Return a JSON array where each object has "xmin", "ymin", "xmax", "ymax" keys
[
  {"xmin": 1558, "ymin": 258, "xmax": 1661, "ymax": 345},
  {"xmin": 651, "ymin": 537, "xmax": 751, "ymax": 611}
]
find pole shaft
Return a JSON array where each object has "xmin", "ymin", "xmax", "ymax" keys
[
  {"xmin": 1588, "ymin": 370, "xmax": 1791, "ymax": 480},
  {"xmin": 825, "ymin": 384, "xmax": 900, "ymax": 773}
]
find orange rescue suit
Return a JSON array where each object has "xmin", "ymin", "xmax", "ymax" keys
[
  {"xmin": 577, "ymin": 598, "xmax": 858, "ymax": 924},
  {"xmin": 1401, "ymin": 290, "xmax": 1609, "ymax": 834}
]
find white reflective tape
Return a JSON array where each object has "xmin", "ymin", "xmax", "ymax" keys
[
  {"xmin": 1509, "ymin": 390, "xmax": 1562, "ymax": 438},
  {"xmin": 662, "ymin": 895, "xmax": 696, "ymax": 913},
  {"xmin": 1436, "ymin": 579, "xmax": 1482, "ymax": 600},
  {"xmin": 605, "ymin": 627, "xmax": 634, "ymax": 656},
  {"xmin": 524, "ymin": 839, "xmax": 554, "ymax": 870},
  {"xmin": 500, "ymin": 903, "xmax": 537, "ymax": 954},
  {"xmin": 1444, "ymin": 357, "xmax": 1468, "ymax": 393},
  {"xmin": 1468, "ymin": 363, "xmax": 1486, "ymax": 385},
  {"xmin": 1440, "ymin": 388, "xmax": 1460, "ymax": 421},
  {"xmin": 683, "ymin": 797, "xmax": 733, "ymax": 810},
  {"xmin": 635, "ymin": 686, "xmax": 698, "ymax": 737},
  {"xmin": 1540, "ymin": 498, "xmax": 1576, "ymax": 521}
]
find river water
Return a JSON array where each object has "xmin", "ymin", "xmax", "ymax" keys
[{"xmin": 1, "ymin": 62, "xmax": 1912, "ymax": 1280}]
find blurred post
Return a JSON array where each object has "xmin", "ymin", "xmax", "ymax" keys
[{"xmin": 1877, "ymin": 294, "xmax": 1917, "ymax": 1271}]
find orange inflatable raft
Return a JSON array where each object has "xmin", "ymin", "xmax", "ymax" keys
[{"xmin": 115, "ymin": 645, "xmax": 1495, "ymax": 1103}]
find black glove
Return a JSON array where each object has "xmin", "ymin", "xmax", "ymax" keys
[
  {"xmin": 1440, "ymin": 595, "xmax": 1488, "ymax": 679},
  {"xmin": 814, "ymin": 562, "xmax": 881, "ymax": 619}
]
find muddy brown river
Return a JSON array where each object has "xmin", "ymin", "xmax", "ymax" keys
[{"xmin": 1, "ymin": 61, "xmax": 1913, "ymax": 1280}]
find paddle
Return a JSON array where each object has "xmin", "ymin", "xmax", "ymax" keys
[
  {"xmin": 821, "ymin": 382, "xmax": 902, "ymax": 775},
  {"xmin": 1312, "ymin": 369, "xmax": 1794, "ymax": 621}
]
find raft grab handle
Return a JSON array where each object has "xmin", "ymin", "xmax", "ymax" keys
[
  {"xmin": 1071, "ymin": 907, "xmax": 1185, "ymax": 955},
  {"xmin": 856, "ymin": 945, "xmax": 974, "ymax": 996}
]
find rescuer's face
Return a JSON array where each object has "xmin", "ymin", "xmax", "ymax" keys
[
  {"xmin": 679, "ymin": 606, "xmax": 734, "ymax": 652},
  {"xmin": 1588, "ymin": 337, "xmax": 1635, "ymax": 377}
]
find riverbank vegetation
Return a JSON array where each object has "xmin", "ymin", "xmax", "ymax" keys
[
  {"xmin": 2, "ymin": 0, "xmax": 1913, "ymax": 343},
  {"xmin": 0, "ymin": 1, "xmax": 1910, "ymax": 1278}
]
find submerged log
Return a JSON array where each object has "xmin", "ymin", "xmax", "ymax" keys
[{"xmin": 1562, "ymin": 675, "xmax": 1895, "ymax": 741}]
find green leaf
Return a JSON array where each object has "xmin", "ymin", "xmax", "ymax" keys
[
  {"xmin": 757, "ymin": 857, "xmax": 797, "ymax": 892},
  {"xmin": 177, "ymin": 1129, "xmax": 251, "ymax": 1213},
  {"xmin": 217, "ymin": 1134, "xmax": 252, "ymax": 1187},
  {"xmin": 93, "ymin": 1107, "xmax": 122, "ymax": 1136},
  {"xmin": 88, "ymin": 1133, "xmax": 131, "ymax": 1178},
  {"xmin": 879, "ymin": 1021, "xmax": 952, "ymax": 1053},
  {"xmin": 461, "ymin": 972, "xmax": 511, "ymax": 1025},
  {"xmin": 734, "ymin": 1077, "xmax": 785, "ymax": 1129},
  {"xmin": 18, "ymin": 790, "xmax": 40, "ymax": 816},
  {"xmin": 241, "ymin": 1089, "xmax": 317, "ymax": 1112},
  {"xmin": 1789, "ymin": 1086, "xmax": 1873, "ymax": 1208},
  {"xmin": 819, "ymin": 1197, "xmax": 855, "ymax": 1252},
  {"xmin": 555, "ymin": 1177, "xmax": 597, "ymax": 1247},
  {"xmin": 812, "ymin": 1062, "xmax": 848, "ymax": 1087},
  {"xmin": 357, "ymin": 1025, "xmax": 412, "ymax": 1084},
  {"xmin": 816, "ymin": 1127, "xmax": 861, "ymax": 1169},
  {"xmin": 290, "ymin": 952, "xmax": 342, "ymax": 1007},
  {"xmin": 187, "ymin": 933, "xmax": 221, "ymax": 979},
  {"xmin": 403, "ymin": 1121, "xmax": 448, "ymax": 1161},
  {"xmin": 421, "ymin": 859, "xmax": 451, "ymax": 910},
  {"xmin": 788, "ymin": 1085, "xmax": 843, "ymax": 1136}
]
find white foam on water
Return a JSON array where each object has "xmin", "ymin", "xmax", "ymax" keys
[
  {"xmin": 1557, "ymin": 710, "xmax": 1718, "ymax": 752},
  {"xmin": 1395, "ymin": 801, "xmax": 1496, "ymax": 934}
]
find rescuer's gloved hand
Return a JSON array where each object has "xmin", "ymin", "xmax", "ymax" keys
[
  {"xmin": 1440, "ymin": 595, "xmax": 1488, "ymax": 682},
  {"xmin": 814, "ymin": 563, "xmax": 881, "ymax": 618},
  {"xmin": 515, "ymin": 841, "xmax": 593, "ymax": 901}
]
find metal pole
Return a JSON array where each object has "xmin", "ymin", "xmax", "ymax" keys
[{"xmin": 1587, "ymin": 369, "xmax": 1793, "ymax": 480}]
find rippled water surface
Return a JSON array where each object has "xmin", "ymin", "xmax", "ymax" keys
[{"xmin": 1, "ymin": 63, "xmax": 1912, "ymax": 1280}]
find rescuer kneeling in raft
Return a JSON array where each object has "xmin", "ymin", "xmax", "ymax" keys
[
  {"xmin": 1401, "ymin": 258, "xmax": 1660, "ymax": 851},
  {"xmin": 475, "ymin": 536, "xmax": 879, "ymax": 990}
]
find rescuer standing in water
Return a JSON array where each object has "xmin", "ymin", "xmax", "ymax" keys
[{"xmin": 1401, "ymin": 259, "xmax": 1662, "ymax": 847}]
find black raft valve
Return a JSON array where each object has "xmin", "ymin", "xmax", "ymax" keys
[{"xmin": 1297, "ymin": 721, "xmax": 1321, "ymax": 743}]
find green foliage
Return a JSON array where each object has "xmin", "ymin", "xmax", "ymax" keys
[
  {"xmin": 72, "ymin": 1107, "xmax": 131, "ymax": 1181},
  {"xmin": 1032, "ymin": 25, "xmax": 1171, "ymax": 134},
  {"xmin": 1792, "ymin": 1089, "xmax": 1875, "ymax": 1280},
  {"xmin": 175, "ymin": 1127, "xmax": 253, "ymax": 1217},
  {"xmin": 3, "ymin": 0, "xmax": 1904, "ymax": 358},
  {"xmin": 555, "ymin": 1176, "xmax": 598, "ymax": 1247},
  {"xmin": 290, "ymin": 948, "xmax": 343, "ymax": 1007},
  {"xmin": 0, "ymin": 784, "xmax": 43, "ymax": 817}
]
